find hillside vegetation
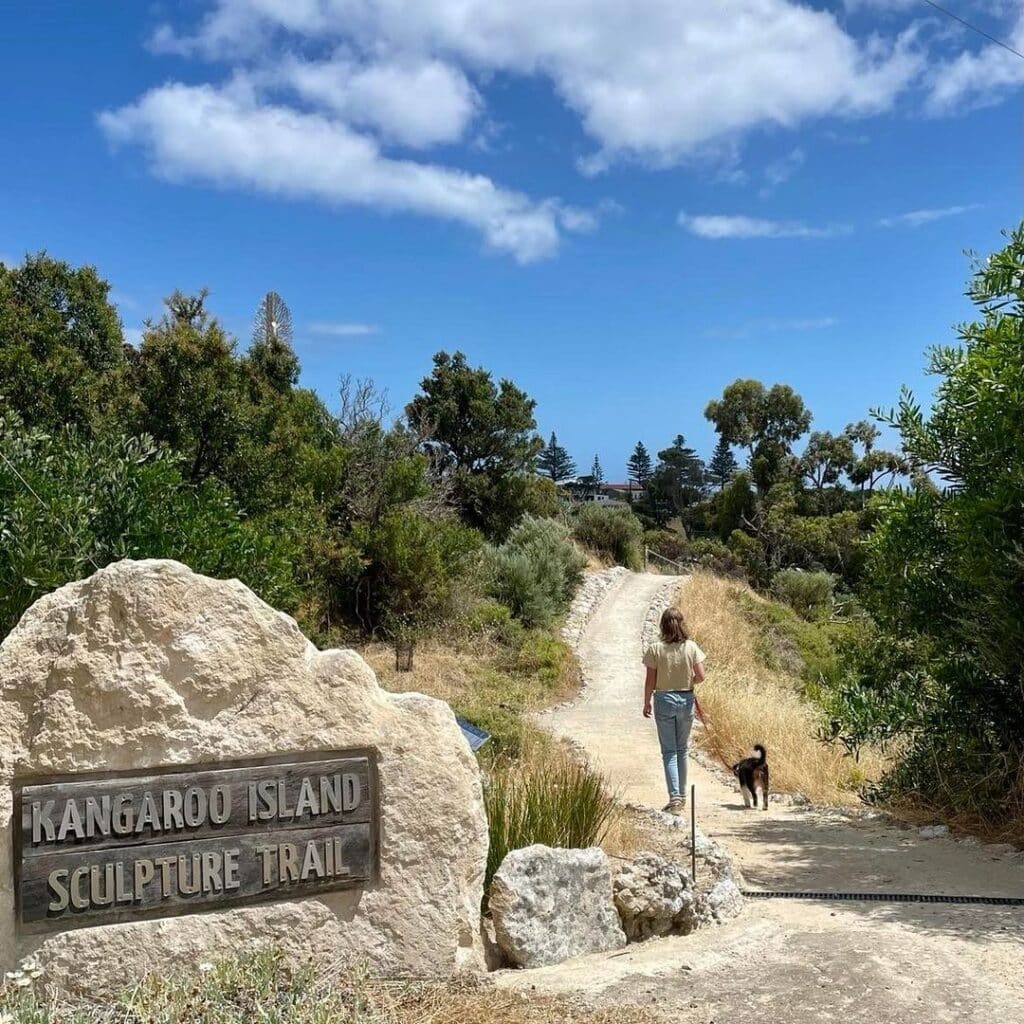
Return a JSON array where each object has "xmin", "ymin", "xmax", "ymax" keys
[{"xmin": 680, "ymin": 572, "xmax": 886, "ymax": 805}]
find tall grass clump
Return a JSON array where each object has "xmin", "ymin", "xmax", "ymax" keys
[
  {"xmin": 483, "ymin": 748, "xmax": 617, "ymax": 892},
  {"xmin": 680, "ymin": 572, "xmax": 885, "ymax": 803},
  {"xmin": 771, "ymin": 568, "xmax": 835, "ymax": 620},
  {"xmin": 571, "ymin": 503, "xmax": 643, "ymax": 569},
  {"xmin": 486, "ymin": 517, "xmax": 585, "ymax": 627}
]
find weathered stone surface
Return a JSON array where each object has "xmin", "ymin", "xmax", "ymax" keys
[
  {"xmin": 0, "ymin": 559, "xmax": 488, "ymax": 992},
  {"xmin": 489, "ymin": 845, "xmax": 626, "ymax": 967},
  {"xmin": 697, "ymin": 877, "xmax": 744, "ymax": 924},
  {"xmin": 613, "ymin": 852, "xmax": 698, "ymax": 941},
  {"xmin": 918, "ymin": 824, "xmax": 950, "ymax": 840}
]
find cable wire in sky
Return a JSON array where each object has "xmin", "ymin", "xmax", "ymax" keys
[{"xmin": 922, "ymin": 0, "xmax": 1024, "ymax": 61}]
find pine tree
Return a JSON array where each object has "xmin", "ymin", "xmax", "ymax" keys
[
  {"xmin": 651, "ymin": 434, "xmax": 706, "ymax": 513},
  {"xmin": 249, "ymin": 291, "xmax": 298, "ymax": 391},
  {"xmin": 591, "ymin": 455, "xmax": 603, "ymax": 484},
  {"xmin": 627, "ymin": 442, "xmax": 653, "ymax": 490},
  {"xmin": 537, "ymin": 431, "xmax": 577, "ymax": 481},
  {"xmin": 708, "ymin": 435, "xmax": 739, "ymax": 491}
]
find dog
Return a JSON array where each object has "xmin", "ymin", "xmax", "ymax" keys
[{"xmin": 732, "ymin": 745, "xmax": 769, "ymax": 810}]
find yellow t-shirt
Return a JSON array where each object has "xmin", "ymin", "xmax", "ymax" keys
[{"xmin": 643, "ymin": 639, "xmax": 706, "ymax": 691}]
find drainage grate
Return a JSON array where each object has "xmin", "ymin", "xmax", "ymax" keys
[{"xmin": 742, "ymin": 890, "xmax": 1024, "ymax": 906}]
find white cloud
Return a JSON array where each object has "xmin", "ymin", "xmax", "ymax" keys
[
  {"xmin": 763, "ymin": 147, "xmax": 805, "ymax": 190},
  {"xmin": 309, "ymin": 321, "xmax": 381, "ymax": 337},
  {"xmin": 705, "ymin": 315, "xmax": 838, "ymax": 340},
  {"xmin": 276, "ymin": 54, "xmax": 479, "ymax": 148},
  {"xmin": 151, "ymin": 0, "xmax": 926, "ymax": 167},
  {"xmin": 99, "ymin": 83, "xmax": 581, "ymax": 263},
  {"xmin": 878, "ymin": 203, "xmax": 982, "ymax": 228},
  {"xmin": 678, "ymin": 212, "xmax": 850, "ymax": 240},
  {"xmin": 925, "ymin": 11, "xmax": 1024, "ymax": 114}
]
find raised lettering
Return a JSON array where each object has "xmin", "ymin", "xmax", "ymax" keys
[
  {"xmin": 115, "ymin": 862, "xmax": 133, "ymax": 903},
  {"xmin": 200, "ymin": 851, "xmax": 222, "ymax": 892},
  {"xmin": 319, "ymin": 775, "xmax": 342, "ymax": 814},
  {"xmin": 57, "ymin": 799, "xmax": 85, "ymax": 842},
  {"xmin": 300, "ymin": 840, "xmax": 324, "ymax": 880},
  {"xmin": 133, "ymin": 858, "xmax": 155, "ymax": 901},
  {"xmin": 279, "ymin": 843, "xmax": 299, "ymax": 882},
  {"xmin": 70, "ymin": 865, "xmax": 90, "ymax": 910},
  {"xmin": 277, "ymin": 780, "xmax": 294, "ymax": 819},
  {"xmin": 183, "ymin": 787, "xmax": 207, "ymax": 827},
  {"xmin": 89, "ymin": 864, "xmax": 115, "ymax": 907},
  {"xmin": 255, "ymin": 845, "xmax": 276, "ymax": 885},
  {"xmin": 84, "ymin": 795, "xmax": 111, "ymax": 837},
  {"xmin": 342, "ymin": 773, "xmax": 362, "ymax": 811},
  {"xmin": 334, "ymin": 837, "xmax": 350, "ymax": 876},
  {"xmin": 293, "ymin": 777, "xmax": 317, "ymax": 818},
  {"xmin": 32, "ymin": 800, "xmax": 56, "ymax": 843},
  {"xmin": 47, "ymin": 868, "xmax": 69, "ymax": 912},
  {"xmin": 112, "ymin": 793, "xmax": 134, "ymax": 836},
  {"xmin": 154, "ymin": 856, "xmax": 176, "ymax": 897},
  {"xmin": 177, "ymin": 854, "xmax": 201, "ymax": 895},
  {"xmin": 223, "ymin": 848, "xmax": 241, "ymax": 890},
  {"xmin": 135, "ymin": 792, "xmax": 161, "ymax": 834},
  {"xmin": 256, "ymin": 780, "xmax": 277, "ymax": 821},
  {"xmin": 209, "ymin": 784, "xmax": 231, "ymax": 824},
  {"xmin": 163, "ymin": 789, "xmax": 184, "ymax": 831}
]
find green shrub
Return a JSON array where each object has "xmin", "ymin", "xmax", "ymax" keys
[
  {"xmin": 685, "ymin": 538, "xmax": 747, "ymax": 580},
  {"xmin": 643, "ymin": 528, "xmax": 688, "ymax": 563},
  {"xmin": 772, "ymin": 569, "xmax": 835, "ymax": 620},
  {"xmin": 486, "ymin": 517, "xmax": 585, "ymax": 627},
  {"xmin": 572, "ymin": 503, "xmax": 643, "ymax": 569},
  {"xmin": 483, "ymin": 752, "xmax": 617, "ymax": 894},
  {"xmin": 727, "ymin": 529, "xmax": 769, "ymax": 587}
]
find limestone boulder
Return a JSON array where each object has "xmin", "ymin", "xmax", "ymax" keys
[
  {"xmin": 613, "ymin": 852, "xmax": 698, "ymax": 941},
  {"xmin": 489, "ymin": 845, "xmax": 626, "ymax": 967},
  {"xmin": 0, "ymin": 560, "xmax": 489, "ymax": 992}
]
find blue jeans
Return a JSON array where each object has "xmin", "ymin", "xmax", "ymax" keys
[{"xmin": 653, "ymin": 691, "xmax": 694, "ymax": 800}]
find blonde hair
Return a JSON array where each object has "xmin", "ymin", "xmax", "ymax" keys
[{"xmin": 660, "ymin": 607, "xmax": 689, "ymax": 644}]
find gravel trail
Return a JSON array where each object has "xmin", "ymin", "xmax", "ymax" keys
[{"xmin": 503, "ymin": 571, "xmax": 1024, "ymax": 1024}]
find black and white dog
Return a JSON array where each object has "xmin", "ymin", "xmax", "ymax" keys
[{"xmin": 732, "ymin": 745, "xmax": 770, "ymax": 810}]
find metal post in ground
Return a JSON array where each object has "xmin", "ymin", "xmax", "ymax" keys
[{"xmin": 690, "ymin": 783, "xmax": 697, "ymax": 881}]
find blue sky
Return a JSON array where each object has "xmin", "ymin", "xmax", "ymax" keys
[{"xmin": 2, "ymin": 1, "xmax": 1022, "ymax": 479}]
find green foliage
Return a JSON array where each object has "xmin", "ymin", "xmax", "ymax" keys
[
  {"xmin": 713, "ymin": 470, "xmax": 756, "ymax": 540},
  {"xmin": 0, "ymin": 414, "xmax": 300, "ymax": 637},
  {"xmin": 484, "ymin": 753, "xmax": 616, "ymax": 894},
  {"xmin": 643, "ymin": 528, "xmax": 688, "ymax": 563},
  {"xmin": 356, "ymin": 510, "xmax": 482, "ymax": 642},
  {"xmin": 684, "ymin": 538, "xmax": 747, "ymax": 580},
  {"xmin": 828, "ymin": 224, "xmax": 1024, "ymax": 826},
  {"xmin": 0, "ymin": 253, "xmax": 129, "ymax": 432},
  {"xmin": 771, "ymin": 569, "xmax": 835, "ymax": 620},
  {"xmin": 537, "ymin": 431, "xmax": 577, "ymax": 482},
  {"xmin": 727, "ymin": 529, "xmax": 769, "ymax": 588},
  {"xmin": 705, "ymin": 379, "xmax": 811, "ymax": 492},
  {"xmin": 487, "ymin": 517, "xmax": 585, "ymax": 627},
  {"xmin": 572, "ymin": 502, "xmax": 643, "ymax": 569},
  {"xmin": 707, "ymin": 435, "xmax": 738, "ymax": 490},
  {"xmin": 406, "ymin": 350, "xmax": 542, "ymax": 539},
  {"xmin": 646, "ymin": 434, "xmax": 706, "ymax": 523},
  {"xmin": 626, "ymin": 440, "xmax": 653, "ymax": 488}
]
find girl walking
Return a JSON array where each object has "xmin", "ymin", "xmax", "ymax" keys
[{"xmin": 642, "ymin": 607, "xmax": 706, "ymax": 814}]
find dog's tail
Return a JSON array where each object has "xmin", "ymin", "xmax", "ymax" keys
[{"xmin": 753, "ymin": 744, "xmax": 767, "ymax": 762}]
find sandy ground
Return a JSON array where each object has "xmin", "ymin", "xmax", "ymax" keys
[{"xmin": 496, "ymin": 572, "xmax": 1024, "ymax": 1023}]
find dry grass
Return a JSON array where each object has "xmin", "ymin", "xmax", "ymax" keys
[
  {"xmin": 679, "ymin": 572, "xmax": 887, "ymax": 804},
  {"xmin": 1, "ymin": 951, "xmax": 659, "ymax": 1024}
]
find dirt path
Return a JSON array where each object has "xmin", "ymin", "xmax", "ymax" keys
[{"xmin": 500, "ymin": 571, "xmax": 1024, "ymax": 1023}]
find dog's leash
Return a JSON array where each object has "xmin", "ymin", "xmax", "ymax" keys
[{"xmin": 693, "ymin": 692, "xmax": 736, "ymax": 775}]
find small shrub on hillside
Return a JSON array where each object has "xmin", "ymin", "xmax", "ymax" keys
[
  {"xmin": 486, "ymin": 517, "xmax": 585, "ymax": 627},
  {"xmin": 685, "ymin": 538, "xmax": 747, "ymax": 581},
  {"xmin": 727, "ymin": 529, "xmax": 770, "ymax": 588},
  {"xmin": 572, "ymin": 503, "xmax": 643, "ymax": 569},
  {"xmin": 643, "ymin": 528, "xmax": 689, "ymax": 563},
  {"xmin": 484, "ymin": 750, "xmax": 617, "ymax": 894},
  {"xmin": 772, "ymin": 569, "xmax": 835, "ymax": 620}
]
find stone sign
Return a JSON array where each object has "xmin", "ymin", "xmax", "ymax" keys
[
  {"xmin": 0, "ymin": 559, "xmax": 488, "ymax": 993},
  {"xmin": 17, "ymin": 754, "xmax": 377, "ymax": 930}
]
